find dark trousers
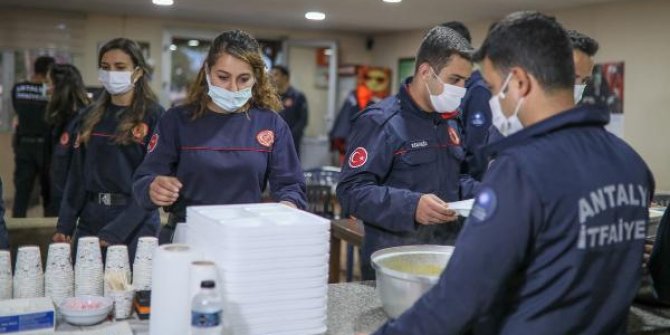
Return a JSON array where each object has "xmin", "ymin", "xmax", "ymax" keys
[{"xmin": 12, "ymin": 138, "xmax": 52, "ymax": 217}]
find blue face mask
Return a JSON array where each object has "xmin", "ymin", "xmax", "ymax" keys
[{"xmin": 206, "ymin": 74, "xmax": 253, "ymax": 112}]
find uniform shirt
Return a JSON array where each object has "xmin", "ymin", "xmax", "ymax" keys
[
  {"xmin": 57, "ymin": 103, "xmax": 164, "ymax": 243},
  {"xmin": 374, "ymin": 105, "xmax": 655, "ymax": 335},
  {"xmin": 132, "ymin": 105, "xmax": 307, "ymax": 222},
  {"xmin": 51, "ymin": 112, "xmax": 83, "ymax": 197},
  {"xmin": 459, "ymin": 71, "xmax": 493, "ymax": 180},
  {"xmin": 278, "ymin": 86, "xmax": 308, "ymax": 145},
  {"xmin": 11, "ymin": 81, "xmax": 49, "ymax": 137},
  {"xmin": 336, "ymin": 78, "xmax": 479, "ymax": 265}
]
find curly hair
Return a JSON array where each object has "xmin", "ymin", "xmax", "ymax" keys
[
  {"xmin": 46, "ymin": 64, "xmax": 90, "ymax": 128},
  {"xmin": 187, "ymin": 30, "xmax": 281, "ymax": 119},
  {"xmin": 79, "ymin": 38, "xmax": 158, "ymax": 145}
]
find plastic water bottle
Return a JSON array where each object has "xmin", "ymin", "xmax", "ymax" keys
[{"xmin": 191, "ymin": 280, "xmax": 223, "ymax": 335}]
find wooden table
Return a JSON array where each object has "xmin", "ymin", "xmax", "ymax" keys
[{"xmin": 329, "ymin": 218, "xmax": 364, "ymax": 283}]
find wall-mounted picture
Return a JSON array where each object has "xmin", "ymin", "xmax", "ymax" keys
[
  {"xmin": 582, "ymin": 61, "xmax": 624, "ymax": 137},
  {"xmin": 397, "ymin": 57, "xmax": 416, "ymax": 87}
]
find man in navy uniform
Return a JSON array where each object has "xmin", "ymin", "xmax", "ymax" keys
[
  {"xmin": 568, "ymin": 30, "xmax": 599, "ymax": 103},
  {"xmin": 369, "ymin": 11, "xmax": 654, "ymax": 335},
  {"xmin": 442, "ymin": 21, "xmax": 493, "ymax": 181},
  {"xmin": 270, "ymin": 65, "xmax": 308, "ymax": 157},
  {"xmin": 337, "ymin": 26, "xmax": 478, "ymax": 280},
  {"xmin": 11, "ymin": 56, "xmax": 55, "ymax": 217}
]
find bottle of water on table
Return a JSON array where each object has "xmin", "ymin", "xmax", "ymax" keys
[{"xmin": 191, "ymin": 280, "xmax": 223, "ymax": 335}]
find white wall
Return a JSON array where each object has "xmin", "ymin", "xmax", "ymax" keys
[{"xmin": 370, "ymin": 0, "xmax": 670, "ymax": 191}]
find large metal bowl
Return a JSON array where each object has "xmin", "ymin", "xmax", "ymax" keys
[{"xmin": 371, "ymin": 245, "xmax": 454, "ymax": 318}]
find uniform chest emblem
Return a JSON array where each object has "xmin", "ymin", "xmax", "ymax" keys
[
  {"xmin": 59, "ymin": 132, "xmax": 70, "ymax": 147},
  {"xmin": 132, "ymin": 122, "xmax": 149, "ymax": 142},
  {"xmin": 448, "ymin": 127, "xmax": 461, "ymax": 146},
  {"xmin": 256, "ymin": 130, "xmax": 275, "ymax": 147},
  {"xmin": 283, "ymin": 98, "xmax": 294, "ymax": 108},
  {"xmin": 349, "ymin": 147, "xmax": 368, "ymax": 169},
  {"xmin": 147, "ymin": 133, "xmax": 159, "ymax": 153}
]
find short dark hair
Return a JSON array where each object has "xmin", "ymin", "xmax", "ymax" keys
[
  {"xmin": 272, "ymin": 65, "xmax": 290, "ymax": 78},
  {"xmin": 441, "ymin": 21, "xmax": 471, "ymax": 44},
  {"xmin": 567, "ymin": 30, "xmax": 599, "ymax": 57},
  {"xmin": 474, "ymin": 11, "xmax": 574, "ymax": 92},
  {"xmin": 34, "ymin": 56, "xmax": 55, "ymax": 76},
  {"xmin": 415, "ymin": 25, "xmax": 473, "ymax": 74}
]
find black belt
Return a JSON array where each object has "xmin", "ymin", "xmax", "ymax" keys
[
  {"xmin": 87, "ymin": 192, "xmax": 128, "ymax": 206},
  {"xmin": 18, "ymin": 136, "xmax": 45, "ymax": 144}
]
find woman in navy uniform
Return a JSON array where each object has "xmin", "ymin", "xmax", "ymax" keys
[
  {"xmin": 45, "ymin": 64, "xmax": 91, "ymax": 217},
  {"xmin": 133, "ymin": 30, "xmax": 306, "ymax": 243},
  {"xmin": 53, "ymin": 38, "xmax": 164, "ymax": 260}
]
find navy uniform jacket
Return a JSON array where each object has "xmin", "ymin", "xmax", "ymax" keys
[
  {"xmin": 329, "ymin": 91, "xmax": 359, "ymax": 143},
  {"xmin": 0, "ymin": 177, "xmax": 8, "ymax": 249},
  {"xmin": 278, "ymin": 86, "xmax": 308, "ymax": 148},
  {"xmin": 336, "ymin": 78, "xmax": 479, "ymax": 270},
  {"xmin": 57, "ymin": 103, "xmax": 164, "ymax": 244},
  {"xmin": 374, "ymin": 105, "xmax": 655, "ymax": 335},
  {"xmin": 132, "ymin": 105, "xmax": 307, "ymax": 222},
  {"xmin": 459, "ymin": 71, "xmax": 492, "ymax": 180},
  {"xmin": 51, "ymin": 112, "xmax": 83, "ymax": 201}
]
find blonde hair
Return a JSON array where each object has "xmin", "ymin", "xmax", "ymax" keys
[{"xmin": 187, "ymin": 30, "xmax": 281, "ymax": 119}]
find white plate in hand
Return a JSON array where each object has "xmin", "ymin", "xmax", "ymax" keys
[{"xmin": 449, "ymin": 199, "xmax": 475, "ymax": 217}]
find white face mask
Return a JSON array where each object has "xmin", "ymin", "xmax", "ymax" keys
[
  {"xmin": 574, "ymin": 84, "xmax": 587, "ymax": 103},
  {"xmin": 206, "ymin": 74, "xmax": 253, "ymax": 113},
  {"xmin": 489, "ymin": 73, "xmax": 525, "ymax": 137},
  {"xmin": 425, "ymin": 67, "xmax": 466, "ymax": 114},
  {"xmin": 98, "ymin": 69, "xmax": 135, "ymax": 95}
]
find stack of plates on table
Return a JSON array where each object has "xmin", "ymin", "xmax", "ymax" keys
[
  {"xmin": 75, "ymin": 237, "xmax": 104, "ymax": 297},
  {"xmin": 185, "ymin": 203, "xmax": 330, "ymax": 335},
  {"xmin": 45, "ymin": 243, "xmax": 74, "ymax": 305},
  {"xmin": 13, "ymin": 246, "xmax": 44, "ymax": 299}
]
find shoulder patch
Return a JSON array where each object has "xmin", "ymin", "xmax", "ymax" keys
[
  {"xmin": 348, "ymin": 147, "xmax": 368, "ymax": 169},
  {"xmin": 469, "ymin": 188, "xmax": 498, "ymax": 223},
  {"xmin": 132, "ymin": 122, "xmax": 149, "ymax": 142},
  {"xmin": 59, "ymin": 132, "xmax": 70, "ymax": 147},
  {"xmin": 256, "ymin": 130, "xmax": 275, "ymax": 147},
  {"xmin": 147, "ymin": 133, "xmax": 159, "ymax": 153},
  {"xmin": 470, "ymin": 111, "xmax": 486, "ymax": 127}
]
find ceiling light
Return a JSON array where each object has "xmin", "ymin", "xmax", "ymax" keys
[
  {"xmin": 383, "ymin": 0, "xmax": 402, "ymax": 3},
  {"xmin": 153, "ymin": 0, "xmax": 174, "ymax": 6},
  {"xmin": 305, "ymin": 11, "xmax": 326, "ymax": 21},
  {"xmin": 188, "ymin": 40, "xmax": 199, "ymax": 47},
  {"xmin": 169, "ymin": 44, "xmax": 177, "ymax": 51}
]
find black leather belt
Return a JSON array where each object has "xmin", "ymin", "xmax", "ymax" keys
[{"xmin": 87, "ymin": 192, "xmax": 128, "ymax": 206}]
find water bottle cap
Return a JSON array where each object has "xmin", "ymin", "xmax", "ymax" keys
[{"xmin": 201, "ymin": 280, "xmax": 216, "ymax": 289}]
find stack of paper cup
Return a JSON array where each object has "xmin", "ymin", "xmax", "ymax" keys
[
  {"xmin": 13, "ymin": 246, "xmax": 44, "ymax": 298},
  {"xmin": 105, "ymin": 245, "xmax": 131, "ymax": 296},
  {"xmin": 0, "ymin": 250, "xmax": 12, "ymax": 300},
  {"xmin": 132, "ymin": 237, "xmax": 158, "ymax": 291},
  {"xmin": 75, "ymin": 237, "xmax": 104, "ymax": 296},
  {"xmin": 45, "ymin": 243, "xmax": 74, "ymax": 305}
]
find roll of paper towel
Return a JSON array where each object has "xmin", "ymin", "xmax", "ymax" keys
[
  {"xmin": 150, "ymin": 244, "xmax": 197, "ymax": 335},
  {"xmin": 189, "ymin": 261, "xmax": 220, "ymax": 302}
]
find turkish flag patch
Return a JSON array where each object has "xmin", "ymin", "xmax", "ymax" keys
[
  {"xmin": 256, "ymin": 130, "xmax": 275, "ymax": 147},
  {"xmin": 59, "ymin": 132, "xmax": 70, "ymax": 147},
  {"xmin": 448, "ymin": 127, "xmax": 460, "ymax": 146},
  {"xmin": 348, "ymin": 147, "xmax": 368, "ymax": 169},
  {"xmin": 147, "ymin": 133, "xmax": 159, "ymax": 153},
  {"xmin": 132, "ymin": 122, "xmax": 149, "ymax": 142}
]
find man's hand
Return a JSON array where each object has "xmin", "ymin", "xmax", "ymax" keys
[
  {"xmin": 643, "ymin": 240, "xmax": 654, "ymax": 272},
  {"xmin": 415, "ymin": 194, "xmax": 458, "ymax": 225},
  {"xmin": 149, "ymin": 176, "xmax": 182, "ymax": 206}
]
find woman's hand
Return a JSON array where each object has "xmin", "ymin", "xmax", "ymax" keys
[
  {"xmin": 52, "ymin": 233, "xmax": 71, "ymax": 243},
  {"xmin": 150, "ymin": 176, "xmax": 182, "ymax": 206}
]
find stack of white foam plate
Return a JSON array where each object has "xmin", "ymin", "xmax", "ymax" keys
[{"xmin": 185, "ymin": 203, "xmax": 330, "ymax": 335}]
